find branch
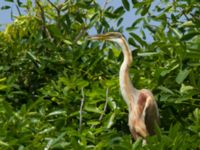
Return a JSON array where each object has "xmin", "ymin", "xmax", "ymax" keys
[
  {"xmin": 15, "ymin": 0, "xmax": 22, "ymax": 16},
  {"xmin": 35, "ymin": 0, "xmax": 53, "ymax": 41},
  {"xmin": 79, "ymin": 87, "xmax": 85, "ymax": 132},
  {"xmin": 182, "ymin": 11, "xmax": 190, "ymax": 21},
  {"xmin": 99, "ymin": 88, "xmax": 109, "ymax": 121},
  {"xmin": 91, "ymin": 88, "xmax": 109, "ymax": 128},
  {"xmin": 47, "ymin": 0, "xmax": 60, "ymax": 17}
]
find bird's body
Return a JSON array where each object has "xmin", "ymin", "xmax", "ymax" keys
[{"xmin": 88, "ymin": 32, "xmax": 159, "ymax": 140}]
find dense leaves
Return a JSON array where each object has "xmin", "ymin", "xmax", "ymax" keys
[{"xmin": 0, "ymin": 0, "xmax": 200, "ymax": 149}]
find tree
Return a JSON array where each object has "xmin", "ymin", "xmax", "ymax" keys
[{"xmin": 0, "ymin": 0, "xmax": 199, "ymax": 149}]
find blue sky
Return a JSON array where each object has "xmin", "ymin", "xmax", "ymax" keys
[
  {"xmin": 0, "ymin": 0, "xmax": 149, "ymax": 42},
  {"xmin": 0, "ymin": 0, "xmax": 134, "ymax": 30}
]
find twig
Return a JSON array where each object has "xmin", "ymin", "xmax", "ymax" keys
[
  {"xmin": 14, "ymin": 0, "xmax": 22, "ymax": 16},
  {"xmin": 79, "ymin": 87, "xmax": 85, "ymax": 132},
  {"xmin": 182, "ymin": 11, "xmax": 190, "ymax": 21},
  {"xmin": 103, "ymin": 0, "xmax": 111, "ymax": 10},
  {"xmin": 99, "ymin": 88, "xmax": 109, "ymax": 121},
  {"xmin": 91, "ymin": 88, "xmax": 109, "ymax": 128},
  {"xmin": 47, "ymin": 0, "xmax": 60, "ymax": 17},
  {"xmin": 35, "ymin": 0, "xmax": 53, "ymax": 41},
  {"xmin": 46, "ymin": 0, "xmax": 61, "ymax": 28}
]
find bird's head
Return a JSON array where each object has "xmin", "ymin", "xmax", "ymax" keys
[{"xmin": 88, "ymin": 32, "xmax": 124, "ymax": 43}]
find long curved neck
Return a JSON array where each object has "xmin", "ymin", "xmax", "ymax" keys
[{"xmin": 117, "ymin": 37, "xmax": 136, "ymax": 110}]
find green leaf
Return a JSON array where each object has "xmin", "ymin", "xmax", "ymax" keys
[
  {"xmin": 27, "ymin": 51, "xmax": 38, "ymax": 61},
  {"xmin": 63, "ymin": 39, "xmax": 72, "ymax": 45},
  {"xmin": 141, "ymin": 4, "xmax": 151, "ymax": 16},
  {"xmin": 5, "ymin": 0, "xmax": 14, "ymax": 2},
  {"xmin": 132, "ymin": 0, "xmax": 138, "ymax": 5},
  {"xmin": 168, "ymin": 123, "xmax": 180, "ymax": 138},
  {"xmin": 84, "ymin": 104, "xmax": 102, "ymax": 114},
  {"xmin": 3, "ymin": 101, "xmax": 13, "ymax": 117},
  {"xmin": 101, "ymin": 18, "xmax": 109, "ymax": 28},
  {"xmin": 180, "ymin": 84, "xmax": 194, "ymax": 94},
  {"xmin": 87, "ymin": 120, "xmax": 100, "ymax": 126},
  {"xmin": 39, "ymin": 127, "xmax": 55, "ymax": 134},
  {"xmin": 0, "ymin": 77, "xmax": 6, "ymax": 82},
  {"xmin": 117, "ymin": 18, "xmax": 123, "ymax": 27},
  {"xmin": 181, "ymin": 32, "xmax": 200, "ymax": 41},
  {"xmin": 130, "ymin": 32, "xmax": 147, "ymax": 47},
  {"xmin": 179, "ymin": 21, "xmax": 195, "ymax": 28},
  {"xmin": 1, "ymin": 6, "xmax": 11, "ymax": 10},
  {"xmin": 48, "ymin": 24, "xmax": 62, "ymax": 38},
  {"xmin": 0, "ymin": 140, "xmax": 9, "ymax": 147},
  {"xmin": 26, "ymin": 0, "xmax": 32, "ymax": 8},
  {"xmin": 176, "ymin": 69, "xmax": 190, "ymax": 84},
  {"xmin": 105, "ymin": 112, "xmax": 116, "ymax": 129},
  {"xmin": 104, "ymin": 11, "xmax": 118, "ymax": 19},
  {"xmin": 132, "ymin": 138, "xmax": 142, "ymax": 150},
  {"xmin": 170, "ymin": 27, "xmax": 182, "ymax": 39},
  {"xmin": 51, "ymin": 142, "xmax": 70, "ymax": 149},
  {"xmin": 47, "ymin": 132, "xmax": 67, "ymax": 148},
  {"xmin": 128, "ymin": 38, "xmax": 138, "ymax": 47},
  {"xmin": 76, "ymin": 80, "xmax": 89, "ymax": 88},
  {"xmin": 137, "ymin": 52, "xmax": 159, "ymax": 56},
  {"xmin": 158, "ymin": 86, "xmax": 174, "ymax": 94},
  {"xmin": 108, "ymin": 99, "xmax": 117, "ymax": 110},
  {"xmin": 0, "ymin": 85, "xmax": 7, "ymax": 91},
  {"xmin": 160, "ymin": 64, "xmax": 179, "ymax": 76},
  {"xmin": 113, "ymin": 6, "xmax": 125, "ymax": 17},
  {"xmin": 88, "ymin": 13, "xmax": 99, "ymax": 28},
  {"xmin": 47, "ymin": 110, "xmax": 67, "ymax": 117},
  {"xmin": 144, "ymin": 24, "xmax": 156, "ymax": 33},
  {"xmin": 122, "ymin": 0, "xmax": 130, "ymax": 11},
  {"xmin": 193, "ymin": 108, "xmax": 200, "ymax": 122},
  {"xmin": 131, "ymin": 18, "xmax": 143, "ymax": 27}
]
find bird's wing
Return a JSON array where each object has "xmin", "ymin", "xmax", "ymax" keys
[{"xmin": 144, "ymin": 96, "xmax": 160, "ymax": 135}]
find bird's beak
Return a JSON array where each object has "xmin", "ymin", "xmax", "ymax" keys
[{"xmin": 88, "ymin": 34, "xmax": 109, "ymax": 41}]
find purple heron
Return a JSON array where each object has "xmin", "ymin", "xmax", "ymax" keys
[{"xmin": 88, "ymin": 32, "xmax": 159, "ymax": 140}]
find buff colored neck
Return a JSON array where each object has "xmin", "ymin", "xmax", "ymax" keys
[{"xmin": 112, "ymin": 37, "xmax": 136, "ymax": 111}]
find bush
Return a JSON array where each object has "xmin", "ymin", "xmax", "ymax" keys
[{"xmin": 0, "ymin": 0, "xmax": 199, "ymax": 149}]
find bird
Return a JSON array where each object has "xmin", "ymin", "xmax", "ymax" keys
[{"xmin": 88, "ymin": 32, "xmax": 159, "ymax": 141}]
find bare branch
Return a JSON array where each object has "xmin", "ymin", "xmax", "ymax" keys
[
  {"xmin": 15, "ymin": 1, "xmax": 22, "ymax": 16},
  {"xmin": 47, "ymin": 0, "xmax": 60, "ymax": 17},
  {"xmin": 91, "ymin": 88, "xmax": 109, "ymax": 129},
  {"xmin": 35, "ymin": 0, "xmax": 53, "ymax": 41},
  {"xmin": 182, "ymin": 11, "xmax": 190, "ymax": 21},
  {"xmin": 99, "ymin": 88, "xmax": 109, "ymax": 121},
  {"xmin": 79, "ymin": 87, "xmax": 85, "ymax": 132}
]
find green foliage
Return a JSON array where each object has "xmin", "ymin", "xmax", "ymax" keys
[{"xmin": 0, "ymin": 0, "xmax": 200, "ymax": 149}]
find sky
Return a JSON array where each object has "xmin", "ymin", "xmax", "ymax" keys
[
  {"xmin": 0, "ymin": 0, "xmax": 150, "ymax": 42},
  {"xmin": 0, "ymin": 0, "xmax": 134, "ymax": 31}
]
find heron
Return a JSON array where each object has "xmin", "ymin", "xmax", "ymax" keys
[{"xmin": 88, "ymin": 32, "xmax": 159, "ymax": 141}]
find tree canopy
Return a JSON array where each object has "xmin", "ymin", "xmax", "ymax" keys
[{"xmin": 0, "ymin": 0, "xmax": 200, "ymax": 149}]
